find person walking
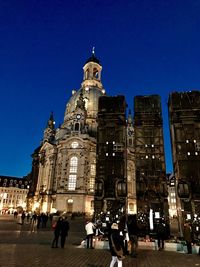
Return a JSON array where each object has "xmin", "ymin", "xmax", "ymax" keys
[
  {"xmin": 85, "ymin": 220, "xmax": 95, "ymax": 249},
  {"xmin": 109, "ymin": 222, "xmax": 126, "ymax": 267},
  {"xmin": 127, "ymin": 214, "xmax": 139, "ymax": 257},
  {"xmin": 183, "ymin": 222, "xmax": 193, "ymax": 254},
  {"xmin": 60, "ymin": 216, "xmax": 70, "ymax": 248},
  {"xmin": 21, "ymin": 211, "xmax": 26, "ymax": 225},
  {"xmin": 156, "ymin": 219, "xmax": 166, "ymax": 251},
  {"xmin": 51, "ymin": 217, "xmax": 62, "ymax": 248}
]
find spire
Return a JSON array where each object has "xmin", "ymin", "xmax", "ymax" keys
[
  {"xmin": 92, "ymin": 46, "xmax": 95, "ymax": 55},
  {"xmin": 47, "ymin": 111, "xmax": 55, "ymax": 130},
  {"xmin": 85, "ymin": 47, "xmax": 101, "ymax": 65},
  {"xmin": 43, "ymin": 112, "xmax": 55, "ymax": 143}
]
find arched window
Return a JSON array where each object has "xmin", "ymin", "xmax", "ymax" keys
[
  {"xmin": 68, "ymin": 157, "xmax": 78, "ymax": 190},
  {"xmin": 85, "ymin": 69, "xmax": 89, "ymax": 79},
  {"xmin": 67, "ymin": 199, "xmax": 73, "ymax": 213},
  {"xmin": 93, "ymin": 68, "xmax": 99, "ymax": 79},
  {"xmin": 74, "ymin": 122, "xmax": 80, "ymax": 131}
]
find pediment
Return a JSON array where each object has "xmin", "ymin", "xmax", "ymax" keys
[{"xmin": 40, "ymin": 141, "xmax": 55, "ymax": 151}]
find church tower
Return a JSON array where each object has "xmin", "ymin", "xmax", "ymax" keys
[
  {"xmin": 32, "ymin": 51, "xmax": 106, "ymax": 215},
  {"xmin": 43, "ymin": 112, "xmax": 55, "ymax": 143},
  {"xmin": 81, "ymin": 48, "xmax": 103, "ymax": 90},
  {"xmin": 63, "ymin": 49, "xmax": 106, "ymax": 136}
]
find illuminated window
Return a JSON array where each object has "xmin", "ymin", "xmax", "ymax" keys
[
  {"xmin": 91, "ymin": 164, "xmax": 96, "ymax": 176},
  {"xmin": 129, "ymin": 203, "xmax": 134, "ymax": 212},
  {"xmin": 84, "ymin": 98, "xmax": 88, "ymax": 109},
  {"xmin": 89, "ymin": 163, "xmax": 96, "ymax": 191},
  {"xmin": 71, "ymin": 142, "xmax": 79, "ymax": 148},
  {"xmin": 68, "ymin": 175, "xmax": 76, "ymax": 190},
  {"xmin": 68, "ymin": 157, "xmax": 78, "ymax": 190},
  {"xmin": 70, "ymin": 158, "xmax": 78, "ymax": 172}
]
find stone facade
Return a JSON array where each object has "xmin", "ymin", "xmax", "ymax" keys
[{"xmin": 31, "ymin": 52, "xmax": 136, "ymax": 216}]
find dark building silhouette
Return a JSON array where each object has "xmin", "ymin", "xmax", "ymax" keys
[
  {"xmin": 94, "ymin": 95, "xmax": 127, "ymax": 218},
  {"xmin": 168, "ymin": 91, "xmax": 200, "ymax": 232},
  {"xmin": 134, "ymin": 95, "xmax": 169, "ymax": 234}
]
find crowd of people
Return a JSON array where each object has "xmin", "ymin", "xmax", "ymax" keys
[
  {"xmin": 11, "ymin": 210, "xmax": 199, "ymax": 265},
  {"xmin": 84, "ymin": 214, "xmax": 199, "ymax": 267}
]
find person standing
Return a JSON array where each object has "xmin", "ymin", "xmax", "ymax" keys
[
  {"xmin": 109, "ymin": 222, "xmax": 126, "ymax": 267},
  {"xmin": 21, "ymin": 211, "xmax": 26, "ymax": 225},
  {"xmin": 127, "ymin": 214, "xmax": 139, "ymax": 257},
  {"xmin": 156, "ymin": 219, "xmax": 166, "ymax": 251},
  {"xmin": 60, "ymin": 216, "xmax": 70, "ymax": 248},
  {"xmin": 30, "ymin": 212, "xmax": 37, "ymax": 233},
  {"xmin": 183, "ymin": 222, "xmax": 193, "ymax": 254},
  {"xmin": 51, "ymin": 217, "xmax": 62, "ymax": 248},
  {"xmin": 85, "ymin": 220, "xmax": 95, "ymax": 249}
]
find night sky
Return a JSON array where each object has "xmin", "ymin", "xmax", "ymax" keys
[{"xmin": 0, "ymin": 0, "xmax": 200, "ymax": 177}]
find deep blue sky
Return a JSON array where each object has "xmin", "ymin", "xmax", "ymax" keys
[{"xmin": 0, "ymin": 0, "xmax": 200, "ymax": 177}]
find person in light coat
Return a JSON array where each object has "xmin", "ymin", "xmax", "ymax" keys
[{"xmin": 85, "ymin": 220, "xmax": 95, "ymax": 249}]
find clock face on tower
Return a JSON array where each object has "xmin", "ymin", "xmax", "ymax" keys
[{"xmin": 76, "ymin": 114, "xmax": 81, "ymax": 120}]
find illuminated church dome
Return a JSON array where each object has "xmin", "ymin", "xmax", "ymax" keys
[{"xmin": 62, "ymin": 49, "xmax": 106, "ymax": 135}]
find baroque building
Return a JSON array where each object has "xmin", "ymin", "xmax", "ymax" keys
[
  {"xmin": 33, "ymin": 52, "xmax": 105, "ymax": 215},
  {"xmin": 31, "ymin": 52, "xmax": 136, "ymax": 216}
]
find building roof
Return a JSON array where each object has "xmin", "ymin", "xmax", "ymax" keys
[{"xmin": 85, "ymin": 52, "xmax": 101, "ymax": 65}]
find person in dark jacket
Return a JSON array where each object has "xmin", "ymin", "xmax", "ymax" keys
[
  {"xmin": 183, "ymin": 222, "xmax": 193, "ymax": 254},
  {"xmin": 156, "ymin": 219, "xmax": 166, "ymax": 251},
  {"xmin": 51, "ymin": 217, "xmax": 62, "ymax": 248},
  {"xmin": 127, "ymin": 214, "xmax": 139, "ymax": 257},
  {"xmin": 60, "ymin": 216, "xmax": 70, "ymax": 248},
  {"xmin": 109, "ymin": 223, "xmax": 125, "ymax": 267}
]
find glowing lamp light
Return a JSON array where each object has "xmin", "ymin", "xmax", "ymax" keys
[{"xmin": 149, "ymin": 209, "xmax": 154, "ymax": 230}]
